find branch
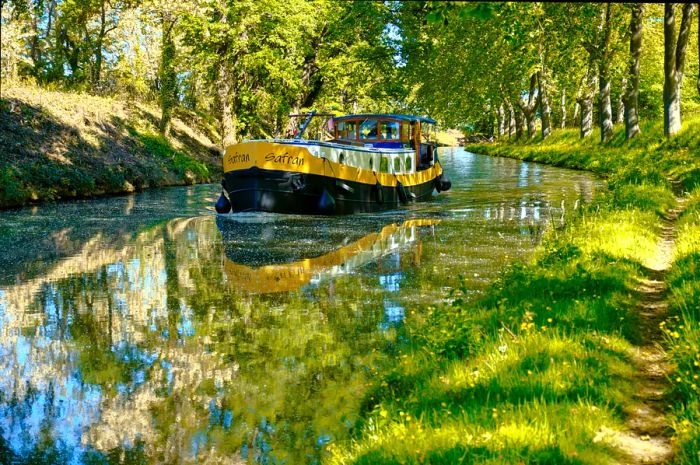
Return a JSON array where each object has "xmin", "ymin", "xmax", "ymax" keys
[{"xmin": 104, "ymin": 23, "xmax": 119, "ymax": 35}]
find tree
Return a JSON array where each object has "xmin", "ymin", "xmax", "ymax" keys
[
  {"xmin": 92, "ymin": 0, "xmax": 123, "ymax": 85},
  {"xmin": 597, "ymin": 2, "xmax": 614, "ymax": 143},
  {"xmin": 560, "ymin": 89, "xmax": 567, "ymax": 129},
  {"xmin": 159, "ymin": 12, "xmax": 177, "ymax": 136},
  {"xmin": 182, "ymin": 0, "xmax": 256, "ymax": 147},
  {"xmin": 502, "ymin": 99, "xmax": 516, "ymax": 140},
  {"xmin": 616, "ymin": 77, "xmax": 626, "ymax": 124},
  {"xmin": 538, "ymin": 70, "xmax": 552, "ymax": 139},
  {"xmin": 0, "ymin": 2, "xmax": 32, "ymax": 84},
  {"xmin": 495, "ymin": 104, "xmax": 505, "ymax": 138},
  {"xmin": 624, "ymin": 3, "xmax": 643, "ymax": 140},
  {"xmin": 576, "ymin": 67, "xmax": 597, "ymax": 139},
  {"xmin": 664, "ymin": 3, "xmax": 695, "ymax": 137},
  {"xmin": 518, "ymin": 73, "xmax": 538, "ymax": 139}
]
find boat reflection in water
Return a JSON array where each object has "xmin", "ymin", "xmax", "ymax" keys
[{"xmin": 216, "ymin": 215, "xmax": 439, "ymax": 294}]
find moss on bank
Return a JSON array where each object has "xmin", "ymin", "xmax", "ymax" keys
[
  {"xmin": 0, "ymin": 84, "xmax": 222, "ymax": 209},
  {"xmin": 330, "ymin": 120, "xmax": 700, "ymax": 464}
]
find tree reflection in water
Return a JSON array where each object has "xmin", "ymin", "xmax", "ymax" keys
[{"xmin": 0, "ymin": 215, "xmax": 439, "ymax": 464}]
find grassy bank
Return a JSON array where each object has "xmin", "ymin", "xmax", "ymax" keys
[
  {"xmin": 329, "ymin": 119, "xmax": 700, "ymax": 464},
  {"xmin": 664, "ymin": 191, "xmax": 700, "ymax": 464},
  {"xmin": 0, "ymin": 83, "xmax": 222, "ymax": 209}
]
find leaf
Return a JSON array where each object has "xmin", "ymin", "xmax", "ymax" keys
[
  {"xmin": 426, "ymin": 12, "xmax": 442, "ymax": 24},
  {"xmin": 459, "ymin": 3, "xmax": 494, "ymax": 21}
]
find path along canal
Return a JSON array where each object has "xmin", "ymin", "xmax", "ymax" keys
[{"xmin": 0, "ymin": 148, "xmax": 602, "ymax": 464}]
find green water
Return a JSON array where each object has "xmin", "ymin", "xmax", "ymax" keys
[{"xmin": 0, "ymin": 149, "xmax": 601, "ymax": 464}]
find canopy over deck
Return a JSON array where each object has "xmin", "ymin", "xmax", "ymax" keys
[{"xmin": 333, "ymin": 114, "xmax": 437, "ymax": 125}]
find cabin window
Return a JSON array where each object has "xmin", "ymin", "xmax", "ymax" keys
[
  {"xmin": 393, "ymin": 157, "xmax": 401, "ymax": 172},
  {"xmin": 380, "ymin": 121, "xmax": 400, "ymax": 140},
  {"xmin": 405, "ymin": 156, "xmax": 412, "ymax": 171},
  {"xmin": 379, "ymin": 157, "xmax": 389, "ymax": 172},
  {"xmin": 337, "ymin": 121, "xmax": 357, "ymax": 140},
  {"xmin": 360, "ymin": 119, "xmax": 379, "ymax": 139},
  {"xmin": 401, "ymin": 121, "xmax": 410, "ymax": 141}
]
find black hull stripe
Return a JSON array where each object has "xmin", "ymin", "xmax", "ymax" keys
[{"xmin": 224, "ymin": 168, "xmax": 438, "ymax": 215}]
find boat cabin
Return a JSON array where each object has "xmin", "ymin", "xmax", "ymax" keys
[{"xmin": 331, "ymin": 114, "xmax": 438, "ymax": 171}]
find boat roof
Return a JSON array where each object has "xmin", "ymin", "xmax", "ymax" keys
[{"xmin": 333, "ymin": 114, "xmax": 437, "ymax": 125}]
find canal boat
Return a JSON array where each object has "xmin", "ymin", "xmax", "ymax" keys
[{"xmin": 216, "ymin": 112, "xmax": 451, "ymax": 215}]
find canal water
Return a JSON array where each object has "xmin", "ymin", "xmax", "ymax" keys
[{"xmin": 0, "ymin": 149, "xmax": 601, "ymax": 464}]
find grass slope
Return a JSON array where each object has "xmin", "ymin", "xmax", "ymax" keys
[
  {"xmin": 664, "ymin": 191, "xmax": 700, "ymax": 464},
  {"xmin": 329, "ymin": 118, "xmax": 700, "ymax": 464},
  {"xmin": 0, "ymin": 84, "xmax": 222, "ymax": 209}
]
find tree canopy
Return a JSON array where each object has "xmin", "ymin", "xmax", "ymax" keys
[{"xmin": 2, "ymin": 1, "xmax": 699, "ymax": 143}]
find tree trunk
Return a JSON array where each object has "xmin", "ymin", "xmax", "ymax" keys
[
  {"xmin": 625, "ymin": 3, "xmax": 643, "ymax": 140},
  {"xmin": 93, "ymin": 1, "xmax": 107, "ymax": 86},
  {"xmin": 580, "ymin": 95, "xmax": 593, "ymax": 139},
  {"xmin": 577, "ymin": 69, "xmax": 596, "ymax": 139},
  {"xmin": 495, "ymin": 104, "xmax": 505, "ymax": 138},
  {"xmin": 598, "ymin": 72, "xmax": 613, "ymax": 142},
  {"xmin": 218, "ymin": 59, "xmax": 237, "ymax": 148},
  {"xmin": 517, "ymin": 73, "xmax": 538, "ymax": 139},
  {"xmin": 27, "ymin": 0, "xmax": 42, "ymax": 74},
  {"xmin": 598, "ymin": 2, "xmax": 614, "ymax": 143},
  {"xmin": 514, "ymin": 107, "xmax": 524, "ymax": 140},
  {"xmin": 45, "ymin": 0, "xmax": 57, "ymax": 41},
  {"xmin": 664, "ymin": 3, "xmax": 695, "ymax": 137},
  {"xmin": 159, "ymin": 17, "xmax": 177, "ymax": 137},
  {"xmin": 537, "ymin": 70, "xmax": 552, "ymax": 139},
  {"xmin": 504, "ymin": 99, "xmax": 515, "ymax": 140},
  {"xmin": 560, "ymin": 89, "xmax": 567, "ymax": 129},
  {"xmin": 616, "ymin": 78, "xmax": 626, "ymax": 124},
  {"xmin": 573, "ymin": 102, "xmax": 579, "ymax": 125}
]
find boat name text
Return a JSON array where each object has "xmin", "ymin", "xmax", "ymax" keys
[
  {"xmin": 227, "ymin": 152, "xmax": 250, "ymax": 164},
  {"xmin": 265, "ymin": 153, "xmax": 305, "ymax": 166}
]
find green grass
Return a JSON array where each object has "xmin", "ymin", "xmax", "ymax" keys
[
  {"xmin": 132, "ymin": 130, "xmax": 210, "ymax": 182},
  {"xmin": 328, "ymin": 119, "xmax": 700, "ymax": 464},
  {"xmin": 469, "ymin": 118, "xmax": 700, "ymax": 464},
  {"xmin": 329, "ymin": 201, "xmax": 655, "ymax": 464},
  {"xmin": 664, "ymin": 189, "xmax": 700, "ymax": 465}
]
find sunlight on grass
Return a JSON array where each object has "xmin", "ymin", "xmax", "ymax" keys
[
  {"xmin": 332, "ymin": 200, "xmax": 654, "ymax": 463},
  {"xmin": 1, "ymin": 84, "xmax": 218, "ymax": 206},
  {"xmin": 464, "ymin": 119, "xmax": 700, "ymax": 464},
  {"xmin": 665, "ymin": 187, "xmax": 700, "ymax": 464},
  {"xmin": 567, "ymin": 209, "xmax": 660, "ymax": 268}
]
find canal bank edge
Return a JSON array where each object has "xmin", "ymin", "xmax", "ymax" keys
[{"xmin": 0, "ymin": 84, "xmax": 222, "ymax": 209}]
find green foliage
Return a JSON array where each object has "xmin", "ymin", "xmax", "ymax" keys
[{"xmin": 0, "ymin": 164, "xmax": 29, "ymax": 207}]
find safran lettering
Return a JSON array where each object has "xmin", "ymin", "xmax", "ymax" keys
[
  {"xmin": 265, "ymin": 153, "xmax": 305, "ymax": 166},
  {"xmin": 227, "ymin": 152, "xmax": 250, "ymax": 164}
]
